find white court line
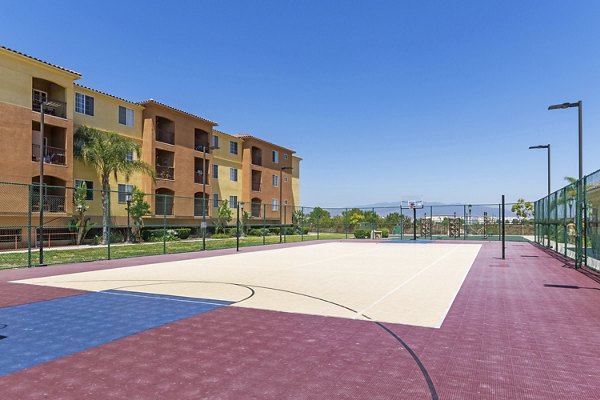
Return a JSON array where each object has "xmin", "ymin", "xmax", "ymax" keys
[
  {"xmin": 99, "ymin": 290, "xmax": 228, "ymax": 306},
  {"xmin": 354, "ymin": 245, "xmax": 461, "ymax": 318}
]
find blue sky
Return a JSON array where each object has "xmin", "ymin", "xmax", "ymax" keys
[{"xmin": 2, "ymin": 1, "xmax": 600, "ymax": 206}]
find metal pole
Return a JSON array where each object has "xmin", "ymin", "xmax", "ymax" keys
[
  {"xmin": 39, "ymin": 103, "xmax": 45, "ymax": 265},
  {"xmin": 162, "ymin": 195, "xmax": 167, "ymax": 255},
  {"xmin": 236, "ymin": 202, "xmax": 240, "ymax": 252},
  {"xmin": 279, "ymin": 168, "xmax": 283, "ymax": 243},
  {"xmin": 345, "ymin": 208, "xmax": 348, "ymax": 239},
  {"xmin": 578, "ymin": 101, "xmax": 583, "ymax": 180},
  {"xmin": 547, "ymin": 145, "xmax": 551, "ymax": 196},
  {"xmin": 107, "ymin": 189, "xmax": 111, "ymax": 259},
  {"xmin": 126, "ymin": 199, "xmax": 131, "ymax": 243},
  {"xmin": 263, "ymin": 203, "xmax": 266, "ymax": 245},
  {"xmin": 502, "ymin": 195, "xmax": 505, "ymax": 259},
  {"xmin": 413, "ymin": 207, "xmax": 417, "ymax": 241},
  {"xmin": 301, "ymin": 206, "xmax": 304, "ymax": 242},
  {"xmin": 400, "ymin": 206, "xmax": 403, "ymax": 240},
  {"xmin": 463, "ymin": 205, "xmax": 467, "ymax": 240},
  {"xmin": 202, "ymin": 150, "xmax": 207, "ymax": 251},
  {"xmin": 283, "ymin": 204, "xmax": 287, "ymax": 243},
  {"xmin": 28, "ymin": 184, "xmax": 32, "ymax": 267}
]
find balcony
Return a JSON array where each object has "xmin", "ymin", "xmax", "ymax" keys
[
  {"xmin": 32, "ymin": 78, "xmax": 67, "ymax": 119},
  {"xmin": 31, "ymin": 176, "xmax": 66, "ymax": 213},
  {"xmin": 31, "ymin": 194, "xmax": 66, "ymax": 213},
  {"xmin": 32, "ymin": 144, "xmax": 66, "ymax": 165},
  {"xmin": 251, "ymin": 146, "xmax": 263, "ymax": 166},
  {"xmin": 32, "ymin": 96, "xmax": 67, "ymax": 119},
  {"xmin": 194, "ymin": 158, "xmax": 208, "ymax": 185},
  {"xmin": 195, "ymin": 129, "xmax": 210, "ymax": 153},
  {"xmin": 156, "ymin": 116, "xmax": 175, "ymax": 145},
  {"xmin": 156, "ymin": 165, "xmax": 174, "ymax": 180},
  {"xmin": 251, "ymin": 170, "xmax": 262, "ymax": 192}
]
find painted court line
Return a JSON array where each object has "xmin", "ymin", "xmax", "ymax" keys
[
  {"xmin": 100, "ymin": 290, "xmax": 230, "ymax": 306},
  {"xmin": 354, "ymin": 246, "xmax": 461, "ymax": 319}
]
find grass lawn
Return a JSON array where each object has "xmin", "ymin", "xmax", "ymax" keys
[{"xmin": 0, "ymin": 233, "xmax": 348, "ymax": 269}]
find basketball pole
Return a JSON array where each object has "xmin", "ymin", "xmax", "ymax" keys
[
  {"xmin": 501, "ymin": 195, "xmax": 505, "ymax": 259},
  {"xmin": 413, "ymin": 206, "xmax": 417, "ymax": 241}
]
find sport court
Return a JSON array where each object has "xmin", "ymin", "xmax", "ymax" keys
[{"xmin": 1, "ymin": 240, "xmax": 600, "ymax": 399}]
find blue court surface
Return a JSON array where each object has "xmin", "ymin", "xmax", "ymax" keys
[{"xmin": 0, "ymin": 290, "xmax": 231, "ymax": 376}]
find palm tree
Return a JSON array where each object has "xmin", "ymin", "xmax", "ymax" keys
[{"xmin": 74, "ymin": 126, "xmax": 154, "ymax": 244}]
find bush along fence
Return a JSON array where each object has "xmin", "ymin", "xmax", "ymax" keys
[
  {"xmin": 0, "ymin": 182, "xmax": 532, "ymax": 268},
  {"xmin": 534, "ymin": 168, "xmax": 600, "ymax": 272}
]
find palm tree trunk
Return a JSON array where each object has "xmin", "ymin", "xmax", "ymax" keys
[
  {"xmin": 101, "ymin": 173, "xmax": 110, "ymax": 245},
  {"xmin": 77, "ymin": 210, "xmax": 85, "ymax": 245}
]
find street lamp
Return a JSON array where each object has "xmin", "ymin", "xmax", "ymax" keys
[
  {"xmin": 200, "ymin": 144, "xmax": 219, "ymax": 251},
  {"xmin": 37, "ymin": 100, "xmax": 62, "ymax": 266},
  {"xmin": 125, "ymin": 193, "xmax": 132, "ymax": 243},
  {"xmin": 279, "ymin": 166, "xmax": 293, "ymax": 243},
  {"xmin": 529, "ymin": 144, "xmax": 551, "ymax": 196},
  {"xmin": 548, "ymin": 101, "xmax": 584, "ymax": 266},
  {"xmin": 236, "ymin": 201, "xmax": 244, "ymax": 252}
]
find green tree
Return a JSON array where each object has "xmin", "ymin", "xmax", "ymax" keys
[
  {"xmin": 128, "ymin": 187, "xmax": 151, "ymax": 242},
  {"xmin": 72, "ymin": 182, "xmax": 94, "ymax": 245},
  {"xmin": 308, "ymin": 207, "xmax": 331, "ymax": 229},
  {"xmin": 292, "ymin": 209, "xmax": 307, "ymax": 231},
  {"xmin": 74, "ymin": 126, "xmax": 154, "ymax": 244},
  {"xmin": 215, "ymin": 200, "xmax": 233, "ymax": 233},
  {"xmin": 384, "ymin": 212, "xmax": 402, "ymax": 228},
  {"xmin": 511, "ymin": 198, "xmax": 533, "ymax": 234}
]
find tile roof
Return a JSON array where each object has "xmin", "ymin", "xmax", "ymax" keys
[
  {"xmin": 138, "ymin": 99, "xmax": 218, "ymax": 126},
  {"xmin": 74, "ymin": 84, "xmax": 142, "ymax": 107},
  {"xmin": 1, "ymin": 45, "xmax": 81, "ymax": 76},
  {"xmin": 234, "ymin": 134, "xmax": 296, "ymax": 153}
]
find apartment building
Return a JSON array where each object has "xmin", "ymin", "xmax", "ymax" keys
[
  {"xmin": 0, "ymin": 45, "xmax": 300, "ymax": 247},
  {"xmin": 237, "ymin": 134, "xmax": 295, "ymax": 223},
  {"xmin": 72, "ymin": 84, "xmax": 145, "ymax": 222}
]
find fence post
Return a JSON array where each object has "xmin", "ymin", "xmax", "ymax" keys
[
  {"xmin": 463, "ymin": 205, "xmax": 467, "ymax": 240},
  {"xmin": 502, "ymin": 195, "xmax": 505, "ymax": 259},
  {"xmin": 27, "ymin": 184, "xmax": 32, "ymax": 267},
  {"xmin": 563, "ymin": 189, "xmax": 567, "ymax": 256},
  {"xmin": 301, "ymin": 206, "xmax": 304, "ymax": 242},
  {"xmin": 107, "ymin": 189, "xmax": 111, "ymax": 260},
  {"xmin": 317, "ymin": 213, "xmax": 320, "ymax": 240},
  {"xmin": 583, "ymin": 176, "xmax": 588, "ymax": 267},
  {"xmin": 345, "ymin": 208, "xmax": 348, "ymax": 239},
  {"xmin": 429, "ymin": 206, "xmax": 433, "ymax": 239},
  {"xmin": 202, "ymin": 196, "xmax": 207, "ymax": 251},
  {"xmin": 263, "ymin": 204, "xmax": 267, "ymax": 245},
  {"xmin": 283, "ymin": 204, "xmax": 287, "ymax": 243},
  {"xmin": 163, "ymin": 195, "xmax": 167, "ymax": 255},
  {"xmin": 400, "ymin": 206, "xmax": 404, "ymax": 240},
  {"xmin": 498, "ymin": 204, "xmax": 501, "ymax": 241},
  {"xmin": 236, "ymin": 202, "xmax": 240, "ymax": 252}
]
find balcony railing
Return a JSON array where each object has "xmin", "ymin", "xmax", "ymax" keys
[
  {"xmin": 252, "ymin": 182, "xmax": 261, "ymax": 192},
  {"xmin": 32, "ymin": 144, "xmax": 66, "ymax": 165},
  {"xmin": 194, "ymin": 144, "xmax": 210, "ymax": 153},
  {"xmin": 195, "ymin": 173, "xmax": 208, "ymax": 185},
  {"xmin": 32, "ymin": 98, "xmax": 67, "ymax": 119},
  {"xmin": 156, "ymin": 130, "xmax": 175, "ymax": 145},
  {"xmin": 31, "ymin": 194, "xmax": 66, "ymax": 213},
  {"xmin": 156, "ymin": 165, "xmax": 174, "ymax": 180}
]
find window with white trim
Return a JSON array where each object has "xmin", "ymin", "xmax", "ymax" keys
[
  {"xmin": 272, "ymin": 175, "xmax": 278, "ymax": 187},
  {"xmin": 229, "ymin": 141, "xmax": 238, "ymax": 155},
  {"xmin": 284, "ymin": 177, "xmax": 288, "ymax": 182},
  {"xmin": 230, "ymin": 168, "xmax": 238, "ymax": 182},
  {"xmin": 213, "ymin": 194, "xmax": 219, "ymax": 208},
  {"xmin": 212, "ymin": 135, "xmax": 219, "ymax": 148},
  {"xmin": 272, "ymin": 199, "xmax": 279, "ymax": 211},
  {"xmin": 75, "ymin": 92, "xmax": 94, "ymax": 116},
  {"xmin": 212, "ymin": 164, "xmax": 219, "ymax": 178},
  {"xmin": 229, "ymin": 196, "xmax": 238, "ymax": 208},
  {"xmin": 117, "ymin": 184, "xmax": 133, "ymax": 203},
  {"xmin": 118, "ymin": 106, "xmax": 134, "ymax": 127},
  {"xmin": 283, "ymin": 154, "xmax": 288, "ymax": 160},
  {"xmin": 272, "ymin": 150, "xmax": 279, "ymax": 163},
  {"xmin": 125, "ymin": 151, "xmax": 134, "ymax": 161}
]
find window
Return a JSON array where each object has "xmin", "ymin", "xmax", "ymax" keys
[
  {"xmin": 230, "ymin": 168, "xmax": 238, "ymax": 182},
  {"xmin": 212, "ymin": 164, "xmax": 219, "ymax": 178},
  {"xmin": 118, "ymin": 106, "xmax": 134, "ymax": 127},
  {"xmin": 284, "ymin": 200, "xmax": 288, "ymax": 205},
  {"xmin": 229, "ymin": 141, "xmax": 238, "ymax": 155},
  {"xmin": 32, "ymin": 89, "xmax": 48, "ymax": 109},
  {"xmin": 284, "ymin": 177, "xmax": 288, "ymax": 183},
  {"xmin": 212, "ymin": 135, "xmax": 219, "ymax": 148},
  {"xmin": 125, "ymin": 151, "xmax": 134, "ymax": 161},
  {"xmin": 272, "ymin": 175, "xmax": 278, "ymax": 187},
  {"xmin": 283, "ymin": 154, "xmax": 288, "ymax": 160},
  {"xmin": 272, "ymin": 199, "xmax": 279, "ymax": 211},
  {"xmin": 75, "ymin": 92, "xmax": 94, "ymax": 116},
  {"xmin": 213, "ymin": 193, "xmax": 219, "ymax": 208},
  {"xmin": 229, "ymin": 196, "xmax": 238, "ymax": 208},
  {"xmin": 118, "ymin": 184, "xmax": 133, "ymax": 203},
  {"xmin": 74, "ymin": 179, "xmax": 94, "ymax": 200},
  {"xmin": 272, "ymin": 150, "xmax": 279, "ymax": 163}
]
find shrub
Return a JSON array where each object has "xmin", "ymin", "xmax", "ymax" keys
[
  {"xmin": 141, "ymin": 228, "xmax": 191, "ymax": 242},
  {"xmin": 211, "ymin": 233, "xmax": 230, "ymax": 239},
  {"xmin": 354, "ymin": 229, "xmax": 369, "ymax": 239},
  {"xmin": 380, "ymin": 228, "xmax": 389, "ymax": 238},
  {"xmin": 248, "ymin": 228, "xmax": 269, "ymax": 236},
  {"xmin": 94, "ymin": 230, "xmax": 124, "ymax": 244}
]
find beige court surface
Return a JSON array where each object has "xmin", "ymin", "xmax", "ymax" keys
[{"xmin": 15, "ymin": 242, "xmax": 481, "ymax": 328}]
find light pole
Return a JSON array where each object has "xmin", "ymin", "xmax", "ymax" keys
[
  {"xmin": 279, "ymin": 166, "xmax": 293, "ymax": 243},
  {"xmin": 37, "ymin": 100, "xmax": 61, "ymax": 266},
  {"xmin": 528, "ymin": 144, "xmax": 551, "ymax": 196},
  {"xmin": 125, "ymin": 193, "xmax": 132, "ymax": 243},
  {"xmin": 201, "ymin": 145, "xmax": 218, "ymax": 251},
  {"xmin": 548, "ymin": 101, "xmax": 584, "ymax": 266}
]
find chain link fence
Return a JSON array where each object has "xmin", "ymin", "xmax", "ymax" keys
[
  {"xmin": 534, "ymin": 169, "xmax": 600, "ymax": 271},
  {"xmin": 0, "ymin": 182, "xmax": 531, "ymax": 268}
]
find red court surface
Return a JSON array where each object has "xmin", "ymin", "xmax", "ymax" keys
[{"xmin": 1, "ymin": 241, "xmax": 600, "ymax": 399}]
